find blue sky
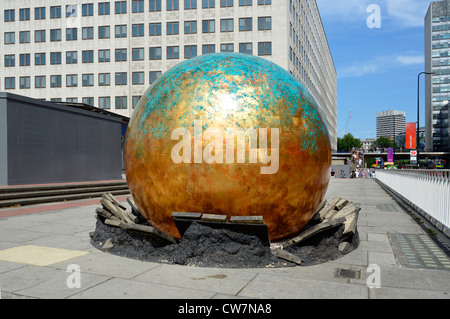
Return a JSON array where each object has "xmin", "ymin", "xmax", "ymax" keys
[{"xmin": 315, "ymin": 0, "xmax": 432, "ymax": 140}]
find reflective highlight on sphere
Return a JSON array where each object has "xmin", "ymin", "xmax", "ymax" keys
[{"xmin": 124, "ymin": 53, "xmax": 332, "ymax": 242}]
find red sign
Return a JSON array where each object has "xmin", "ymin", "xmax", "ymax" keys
[{"xmin": 405, "ymin": 123, "xmax": 416, "ymax": 149}]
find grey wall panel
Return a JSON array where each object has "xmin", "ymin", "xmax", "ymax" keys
[
  {"xmin": 4, "ymin": 93, "xmax": 123, "ymax": 185},
  {"xmin": 0, "ymin": 98, "xmax": 8, "ymax": 186}
]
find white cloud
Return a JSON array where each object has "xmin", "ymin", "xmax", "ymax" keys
[
  {"xmin": 396, "ymin": 55, "xmax": 424, "ymax": 65},
  {"xmin": 338, "ymin": 54, "xmax": 424, "ymax": 78}
]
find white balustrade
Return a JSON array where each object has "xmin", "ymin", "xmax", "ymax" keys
[{"xmin": 376, "ymin": 170, "xmax": 450, "ymax": 230}]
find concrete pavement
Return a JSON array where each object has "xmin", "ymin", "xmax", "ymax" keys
[{"xmin": 0, "ymin": 178, "xmax": 449, "ymax": 300}]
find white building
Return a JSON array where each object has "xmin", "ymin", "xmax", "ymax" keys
[
  {"xmin": 0, "ymin": 0, "xmax": 337, "ymax": 150},
  {"xmin": 376, "ymin": 110, "xmax": 406, "ymax": 140}
]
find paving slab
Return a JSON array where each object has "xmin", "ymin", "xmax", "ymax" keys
[{"xmin": 0, "ymin": 178, "xmax": 448, "ymax": 300}]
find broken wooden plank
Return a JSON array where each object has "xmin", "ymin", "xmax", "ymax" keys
[
  {"xmin": 172, "ymin": 212, "xmax": 203, "ymax": 220},
  {"xmin": 270, "ymin": 247, "xmax": 302, "ymax": 265},
  {"xmin": 125, "ymin": 223, "xmax": 177, "ymax": 244},
  {"xmin": 100, "ymin": 197, "xmax": 135, "ymax": 224},
  {"xmin": 230, "ymin": 216, "xmax": 264, "ymax": 224},
  {"xmin": 202, "ymin": 214, "xmax": 228, "ymax": 222},
  {"xmin": 281, "ymin": 216, "xmax": 346, "ymax": 249},
  {"xmin": 105, "ymin": 219, "xmax": 125, "ymax": 228}
]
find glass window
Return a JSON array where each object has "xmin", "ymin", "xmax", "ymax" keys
[
  {"xmin": 35, "ymin": 7, "xmax": 45, "ymax": 19},
  {"xmin": 185, "ymin": 0, "xmax": 197, "ymax": 9},
  {"xmin": 5, "ymin": 77, "xmax": 15, "ymax": 89},
  {"xmin": 220, "ymin": 43, "xmax": 233, "ymax": 52},
  {"xmin": 50, "ymin": 75, "xmax": 62, "ymax": 88},
  {"xmin": 5, "ymin": 55, "xmax": 15, "ymax": 67},
  {"xmin": 132, "ymin": 24, "xmax": 144, "ymax": 37},
  {"xmin": 167, "ymin": 0, "xmax": 179, "ymax": 10},
  {"xmin": 167, "ymin": 46, "xmax": 180, "ymax": 59},
  {"xmin": 99, "ymin": 26, "xmax": 110, "ymax": 39},
  {"xmin": 50, "ymin": 6, "xmax": 61, "ymax": 18},
  {"xmin": 185, "ymin": 21, "xmax": 197, "ymax": 34},
  {"xmin": 66, "ymin": 5, "xmax": 77, "ymax": 17},
  {"xmin": 99, "ymin": 49, "xmax": 111, "ymax": 62},
  {"xmin": 19, "ymin": 31, "xmax": 30, "ymax": 43},
  {"xmin": 132, "ymin": 0, "xmax": 144, "ymax": 12},
  {"xmin": 115, "ymin": 1, "xmax": 127, "ymax": 14},
  {"xmin": 220, "ymin": 0, "xmax": 233, "ymax": 7},
  {"xmin": 258, "ymin": 41, "xmax": 271, "ymax": 55},
  {"xmin": 4, "ymin": 9, "xmax": 15, "ymax": 22},
  {"xmin": 99, "ymin": 73, "xmax": 111, "ymax": 86},
  {"xmin": 82, "ymin": 74, "xmax": 94, "ymax": 86},
  {"xmin": 35, "ymin": 30, "xmax": 46, "ymax": 43},
  {"xmin": 99, "ymin": 2, "xmax": 110, "ymax": 15},
  {"xmin": 132, "ymin": 72, "xmax": 145, "ymax": 85},
  {"xmin": 66, "ymin": 51, "xmax": 78, "ymax": 64},
  {"xmin": 202, "ymin": 0, "xmax": 215, "ymax": 8},
  {"xmin": 167, "ymin": 22, "xmax": 179, "ymax": 35},
  {"xmin": 149, "ymin": 23, "xmax": 162, "ymax": 36},
  {"xmin": 35, "ymin": 53, "xmax": 46, "ymax": 65},
  {"xmin": 115, "ymin": 49, "xmax": 127, "ymax": 61},
  {"xmin": 20, "ymin": 53, "xmax": 31, "ymax": 66},
  {"xmin": 132, "ymin": 96, "xmax": 141, "ymax": 108},
  {"xmin": 82, "ymin": 4, "xmax": 94, "ymax": 16},
  {"xmin": 66, "ymin": 28, "xmax": 78, "ymax": 41},
  {"xmin": 115, "ymin": 96, "xmax": 128, "ymax": 109},
  {"xmin": 20, "ymin": 76, "xmax": 31, "ymax": 89},
  {"xmin": 115, "ymin": 25, "xmax": 127, "ymax": 38},
  {"xmin": 258, "ymin": 16, "xmax": 271, "ymax": 30},
  {"xmin": 82, "ymin": 50, "xmax": 94, "ymax": 63},
  {"xmin": 258, "ymin": 0, "xmax": 270, "ymax": 4},
  {"xmin": 149, "ymin": 47, "xmax": 162, "ymax": 60},
  {"xmin": 220, "ymin": 19, "xmax": 233, "ymax": 32},
  {"xmin": 202, "ymin": 20, "xmax": 215, "ymax": 33},
  {"xmin": 66, "ymin": 74, "xmax": 78, "ymax": 87},
  {"xmin": 150, "ymin": 71, "xmax": 162, "ymax": 84},
  {"xmin": 82, "ymin": 27, "xmax": 94, "ymax": 40},
  {"xmin": 184, "ymin": 45, "xmax": 197, "ymax": 59},
  {"xmin": 35, "ymin": 76, "xmax": 46, "ymax": 88},
  {"xmin": 239, "ymin": 18, "xmax": 252, "ymax": 31},
  {"xmin": 239, "ymin": 42, "xmax": 252, "ymax": 54},
  {"xmin": 132, "ymin": 48, "xmax": 145, "ymax": 60},
  {"xmin": 50, "ymin": 29, "xmax": 62, "ymax": 41},
  {"xmin": 19, "ymin": 8, "xmax": 30, "ymax": 21},
  {"xmin": 202, "ymin": 44, "xmax": 215, "ymax": 54},
  {"xmin": 5, "ymin": 32, "xmax": 15, "ymax": 44},
  {"xmin": 99, "ymin": 97, "xmax": 111, "ymax": 109},
  {"xmin": 50, "ymin": 52, "xmax": 62, "ymax": 65},
  {"xmin": 239, "ymin": 0, "xmax": 251, "ymax": 5},
  {"xmin": 82, "ymin": 97, "xmax": 94, "ymax": 106},
  {"xmin": 150, "ymin": 0, "xmax": 162, "ymax": 11}
]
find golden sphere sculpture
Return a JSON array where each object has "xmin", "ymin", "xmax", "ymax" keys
[{"xmin": 124, "ymin": 53, "xmax": 331, "ymax": 242}]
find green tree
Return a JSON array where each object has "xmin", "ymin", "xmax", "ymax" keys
[
  {"xmin": 371, "ymin": 136, "xmax": 397, "ymax": 149},
  {"xmin": 337, "ymin": 133, "xmax": 362, "ymax": 152}
]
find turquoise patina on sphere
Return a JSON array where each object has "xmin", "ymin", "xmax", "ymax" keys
[{"xmin": 125, "ymin": 53, "xmax": 331, "ymax": 242}]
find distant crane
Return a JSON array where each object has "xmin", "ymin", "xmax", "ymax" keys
[{"xmin": 342, "ymin": 110, "xmax": 352, "ymax": 136}]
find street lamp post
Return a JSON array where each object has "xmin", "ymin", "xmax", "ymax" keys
[{"xmin": 417, "ymin": 71, "xmax": 434, "ymax": 169}]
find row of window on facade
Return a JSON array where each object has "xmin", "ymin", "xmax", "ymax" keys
[
  {"xmin": 2, "ymin": 71, "xmax": 163, "ymax": 90},
  {"xmin": 2, "ymin": 17, "xmax": 272, "ymax": 45},
  {"xmin": 2, "ymin": 42, "xmax": 272, "ymax": 67},
  {"xmin": 3, "ymin": 0, "xmax": 272, "ymax": 22},
  {"xmin": 54, "ymin": 96, "xmax": 142, "ymax": 110}
]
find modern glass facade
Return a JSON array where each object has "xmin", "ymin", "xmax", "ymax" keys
[{"xmin": 425, "ymin": 0, "xmax": 450, "ymax": 151}]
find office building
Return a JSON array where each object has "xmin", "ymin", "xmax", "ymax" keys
[
  {"xmin": 376, "ymin": 110, "xmax": 406, "ymax": 140},
  {"xmin": 0, "ymin": 0, "xmax": 337, "ymax": 150},
  {"xmin": 425, "ymin": 0, "xmax": 450, "ymax": 151}
]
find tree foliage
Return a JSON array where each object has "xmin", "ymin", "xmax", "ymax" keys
[
  {"xmin": 370, "ymin": 136, "xmax": 397, "ymax": 149},
  {"xmin": 337, "ymin": 133, "xmax": 362, "ymax": 152}
]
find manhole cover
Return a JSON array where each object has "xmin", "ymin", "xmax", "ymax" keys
[
  {"xmin": 335, "ymin": 268, "xmax": 359, "ymax": 279},
  {"xmin": 389, "ymin": 233, "xmax": 450, "ymax": 270}
]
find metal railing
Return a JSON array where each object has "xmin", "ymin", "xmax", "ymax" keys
[{"xmin": 376, "ymin": 169, "xmax": 450, "ymax": 231}]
